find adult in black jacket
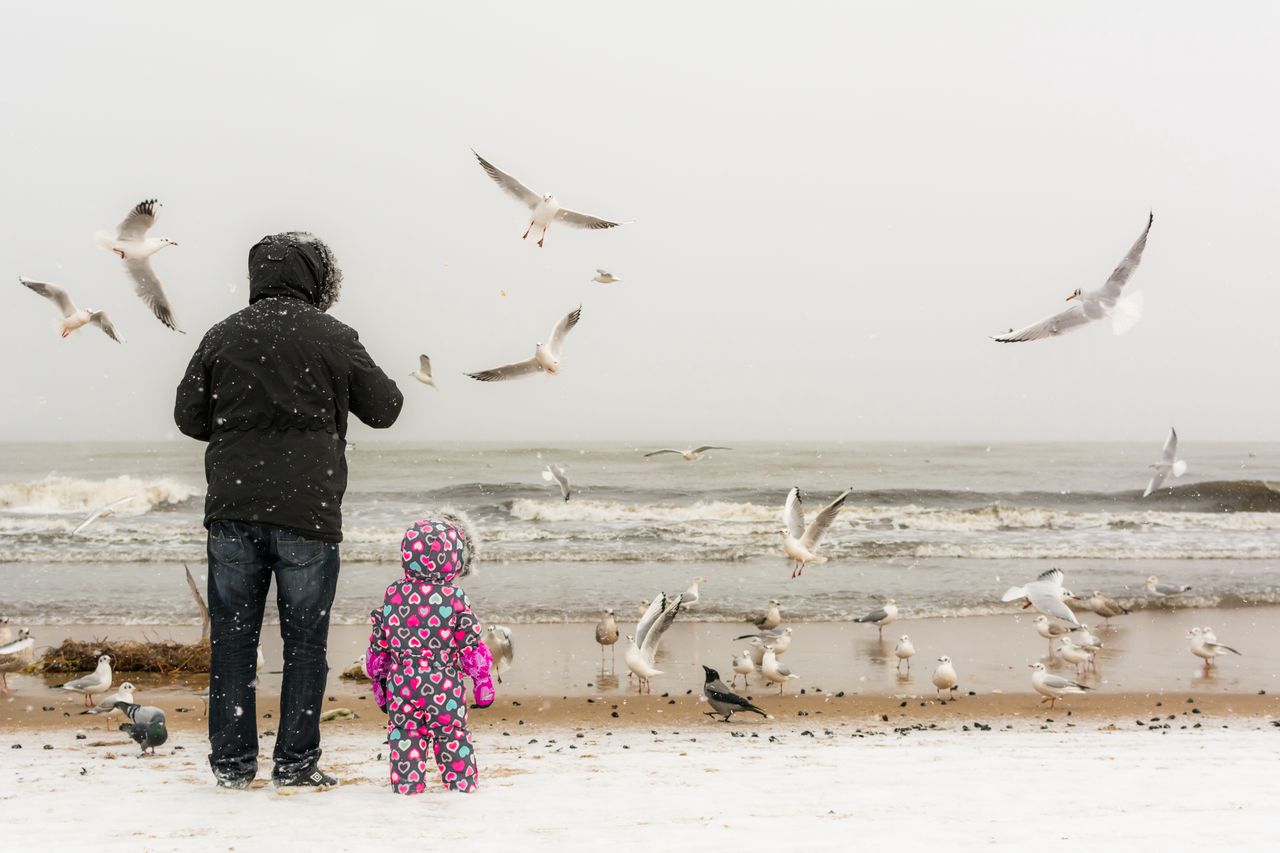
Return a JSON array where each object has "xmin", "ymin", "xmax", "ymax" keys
[{"xmin": 175, "ymin": 232, "xmax": 403, "ymax": 789}]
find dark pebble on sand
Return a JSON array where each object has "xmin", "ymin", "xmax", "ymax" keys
[
  {"xmin": 174, "ymin": 746, "xmax": 184, "ymax": 750},
  {"xmin": 176, "ymin": 708, "xmax": 190, "ymax": 713},
  {"xmin": 611, "ymin": 711, "xmax": 619, "ymax": 718},
  {"xmin": 518, "ymin": 720, "xmax": 524, "ymax": 725},
  {"xmin": 42, "ymin": 706, "xmax": 54, "ymax": 712},
  {"xmin": 586, "ymin": 699, "xmax": 594, "ymax": 704},
  {"xmin": 668, "ymin": 700, "xmax": 675, "ymax": 705},
  {"xmin": 264, "ymin": 731, "xmax": 275, "ymax": 737},
  {"xmin": 327, "ymin": 696, "xmax": 335, "ymax": 702},
  {"xmin": 11, "ymin": 744, "xmax": 20, "ymax": 749},
  {"xmin": 880, "ymin": 714, "xmax": 889, "ymax": 722},
  {"xmin": 75, "ymin": 734, "xmax": 86, "ymax": 740},
  {"xmin": 661, "ymin": 693, "xmax": 669, "ymax": 698},
  {"xmin": 1155, "ymin": 702, "xmax": 1162, "ymax": 707},
  {"xmin": 263, "ymin": 712, "xmax": 273, "ymax": 719},
  {"xmin": 968, "ymin": 691, "xmax": 976, "ymax": 696},
  {"xmin": 63, "ymin": 712, "xmax": 69, "ymax": 717},
  {"xmin": 357, "ymin": 696, "xmax": 366, "ymax": 701},
  {"xmin": 528, "ymin": 738, "xmax": 537, "ymax": 744},
  {"xmin": 43, "ymin": 744, "xmax": 53, "ymax": 750},
  {"xmin": 835, "ymin": 692, "xmax": 844, "ymax": 698},
  {"xmin": 512, "ymin": 701, "xmax": 521, "ymax": 707},
  {"xmin": 1192, "ymin": 708, "xmax": 1201, "ymax": 715},
  {"xmin": 686, "ymin": 690, "xmax": 693, "ymax": 695},
  {"xmin": 900, "ymin": 701, "xmax": 907, "ymax": 707},
  {"xmin": 1186, "ymin": 698, "xmax": 1195, "ymax": 703}
]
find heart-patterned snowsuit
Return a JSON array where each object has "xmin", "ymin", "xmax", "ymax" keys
[{"xmin": 367, "ymin": 518, "xmax": 492, "ymax": 794}]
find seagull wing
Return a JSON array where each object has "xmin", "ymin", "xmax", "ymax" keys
[
  {"xmin": 1160, "ymin": 428, "xmax": 1178, "ymax": 465},
  {"xmin": 639, "ymin": 596, "xmax": 682, "ymax": 663},
  {"xmin": 634, "ymin": 594, "xmax": 666, "ymax": 651},
  {"xmin": 465, "ymin": 357, "xmax": 543, "ymax": 382},
  {"xmin": 1204, "ymin": 642, "xmax": 1241, "ymax": 656},
  {"xmin": 418, "ymin": 354, "xmax": 432, "ymax": 377},
  {"xmin": 123, "ymin": 258, "xmax": 182, "ymax": 332},
  {"xmin": 644, "ymin": 449, "xmax": 683, "ymax": 457},
  {"xmin": 555, "ymin": 207, "xmax": 622, "ymax": 230},
  {"xmin": 1041, "ymin": 673, "xmax": 1090, "ymax": 691},
  {"xmin": 783, "ymin": 487, "xmax": 805, "ymax": 540},
  {"xmin": 72, "ymin": 496, "xmax": 135, "ymax": 535},
  {"xmin": 1098, "ymin": 212, "xmax": 1154, "ymax": 301},
  {"xmin": 691, "ymin": 446, "xmax": 732, "ymax": 454},
  {"xmin": 89, "ymin": 311, "xmax": 123, "ymax": 343},
  {"xmin": 992, "ymin": 303, "xmax": 1090, "ymax": 343},
  {"xmin": 855, "ymin": 607, "xmax": 888, "ymax": 624},
  {"xmin": 1143, "ymin": 471, "xmax": 1167, "ymax": 498},
  {"xmin": 471, "ymin": 150, "xmax": 540, "ymax": 209},
  {"xmin": 546, "ymin": 305, "xmax": 581, "ymax": 358},
  {"xmin": 116, "ymin": 199, "xmax": 159, "ymax": 241},
  {"xmin": 801, "ymin": 489, "xmax": 850, "ymax": 550},
  {"xmin": 20, "ymin": 277, "xmax": 77, "ymax": 317}
]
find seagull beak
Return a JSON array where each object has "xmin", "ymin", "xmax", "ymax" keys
[{"xmin": 1064, "ymin": 292, "xmax": 1077, "ymax": 302}]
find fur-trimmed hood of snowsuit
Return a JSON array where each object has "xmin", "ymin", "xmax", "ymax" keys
[{"xmin": 400, "ymin": 514, "xmax": 478, "ymax": 582}]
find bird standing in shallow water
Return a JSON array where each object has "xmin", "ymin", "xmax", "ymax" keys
[
  {"xmin": 594, "ymin": 609, "xmax": 618, "ymax": 671},
  {"xmin": 932, "ymin": 656, "xmax": 958, "ymax": 701},
  {"xmin": 894, "ymin": 635, "xmax": 915, "ymax": 672}
]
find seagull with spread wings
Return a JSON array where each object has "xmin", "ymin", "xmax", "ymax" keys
[
  {"xmin": 542, "ymin": 464, "xmax": 570, "ymax": 502},
  {"xmin": 466, "ymin": 305, "xmax": 582, "ymax": 382},
  {"xmin": 95, "ymin": 199, "xmax": 182, "ymax": 332},
  {"xmin": 779, "ymin": 486, "xmax": 851, "ymax": 578},
  {"xmin": 624, "ymin": 593, "xmax": 682, "ymax": 693},
  {"xmin": 643, "ymin": 445, "xmax": 732, "ymax": 461},
  {"xmin": 409, "ymin": 354, "xmax": 437, "ymax": 389},
  {"xmin": 1143, "ymin": 427, "xmax": 1187, "ymax": 497},
  {"xmin": 20, "ymin": 277, "xmax": 122, "ymax": 343},
  {"xmin": 993, "ymin": 213, "xmax": 1153, "ymax": 343},
  {"xmin": 472, "ymin": 150, "xmax": 624, "ymax": 247}
]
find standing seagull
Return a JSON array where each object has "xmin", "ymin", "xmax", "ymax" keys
[
  {"xmin": 1188, "ymin": 627, "xmax": 1241, "ymax": 668},
  {"xmin": 701, "ymin": 665, "xmax": 767, "ymax": 721},
  {"xmin": 677, "ymin": 577, "xmax": 707, "ymax": 608},
  {"xmin": 466, "ymin": 306, "xmax": 582, "ymax": 382},
  {"xmin": 1143, "ymin": 428, "xmax": 1187, "ymax": 497},
  {"xmin": 482, "ymin": 625, "xmax": 514, "ymax": 684},
  {"xmin": 409, "ymin": 355, "xmax": 437, "ymax": 389},
  {"xmin": 1085, "ymin": 590, "xmax": 1130, "ymax": 622},
  {"xmin": 81, "ymin": 682, "xmax": 135, "ymax": 718},
  {"xmin": 115, "ymin": 703, "xmax": 168, "ymax": 755},
  {"xmin": 1033, "ymin": 614, "xmax": 1081, "ymax": 656},
  {"xmin": 1002, "ymin": 568, "xmax": 1081, "ymax": 626},
  {"xmin": 1029, "ymin": 662, "xmax": 1090, "ymax": 710},
  {"xmin": 625, "ymin": 593, "xmax": 682, "ymax": 693},
  {"xmin": 780, "ymin": 486, "xmax": 851, "ymax": 578},
  {"xmin": 55, "ymin": 654, "xmax": 112, "ymax": 707},
  {"xmin": 643, "ymin": 446, "xmax": 732, "ymax": 461},
  {"xmin": 932, "ymin": 656, "xmax": 958, "ymax": 700},
  {"xmin": 20, "ymin": 277, "xmax": 122, "ymax": 343},
  {"xmin": 760, "ymin": 646, "xmax": 798, "ymax": 693},
  {"xmin": 730, "ymin": 650, "xmax": 755, "ymax": 687},
  {"xmin": 0, "ymin": 629, "xmax": 34, "ymax": 693},
  {"xmin": 894, "ymin": 635, "xmax": 916, "ymax": 672},
  {"xmin": 1145, "ymin": 575, "xmax": 1192, "ymax": 598},
  {"xmin": 591, "ymin": 269, "xmax": 622, "ymax": 284},
  {"xmin": 992, "ymin": 213, "xmax": 1153, "ymax": 343},
  {"xmin": 1055, "ymin": 637, "xmax": 1092, "ymax": 676},
  {"xmin": 594, "ymin": 609, "xmax": 618, "ymax": 671},
  {"xmin": 542, "ymin": 464, "xmax": 571, "ymax": 502},
  {"xmin": 750, "ymin": 599, "xmax": 782, "ymax": 631},
  {"xmin": 854, "ymin": 599, "xmax": 898, "ymax": 638},
  {"xmin": 94, "ymin": 199, "xmax": 182, "ymax": 332},
  {"xmin": 472, "ymin": 150, "xmax": 623, "ymax": 247}
]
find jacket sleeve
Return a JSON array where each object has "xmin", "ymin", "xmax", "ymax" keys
[
  {"xmin": 366, "ymin": 602, "xmax": 393, "ymax": 710},
  {"xmin": 347, "ymin": 335, "xmax": 403, "ymax": 429},
  {"xmin": 174, "ymin": 338, "xmax": 213, "ymax": 442},
  {"xmin": 454, "ymin": 591, "xmax": 484, "ymax": 655}
]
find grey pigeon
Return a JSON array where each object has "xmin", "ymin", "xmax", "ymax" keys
[
  {"xmin": 115, "ymin": 702, "xmax": 168, "ymax": 755},
  {"xmin": 701, "ymin": 665, "xmax": 767, "ymax": 722}
]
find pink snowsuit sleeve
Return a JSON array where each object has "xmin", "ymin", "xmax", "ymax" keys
[
  {"xmin": 454, "ymin": 592, "xmax": 494, "ymax": 707},
  {"xmin": 366, "ymin": 602, "xmax": 393, "ymax": 710}
]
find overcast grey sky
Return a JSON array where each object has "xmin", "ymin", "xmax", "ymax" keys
[{"xmin": 1, "ymin": 1, "xmax": 1276, "ymax": 444}]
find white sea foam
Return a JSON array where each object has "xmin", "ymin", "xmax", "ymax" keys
[{"xmin": 0, "ymin": 475, "xmax": 198, "ymax": 515}]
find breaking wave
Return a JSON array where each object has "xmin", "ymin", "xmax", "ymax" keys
[{"xmin": 0, "ymin": 475, "xmax": 199, "ymax": 515}]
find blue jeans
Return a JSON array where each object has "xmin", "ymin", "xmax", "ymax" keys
[{"xmin": 206, "ymin": 520, "xmax": 340, "ymax": 784}]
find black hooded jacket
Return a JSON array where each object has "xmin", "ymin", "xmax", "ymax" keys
[{"xmin": 174, "ymin": 234, "xmax": 403, "ymax": 542}]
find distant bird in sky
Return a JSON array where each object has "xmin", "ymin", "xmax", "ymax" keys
[
  {"xmin": 932, "ymin": 656, "xmax": 958, "ymax": 700},
  {"xmin": 20, "ymin": 277, "xmax": 122, "ymax": 343},
  {"xmin": 115, "ymin": 702, "xmax": 168, "ymax": 755},
  {"xmin": 992, "ymin": 212, "xmax": 1152, "ymax": 343},
  {"xmin": 1029, "ymin": 662, "xmax": 1090, "ymax": 710},
  {"xmin": 72, "ymin": 495, "xmax": 140, "ymax": 536},
  {"xmin": 542, "ymin": 464, "xmax": 570, "ymax": 502},
  {"xmin": 55, "ymin": 654, "xmax": 112, "ymax": 707},
  {"xmin": 894, "ymin": 635, "xmax": 915, "ymax": 672},
  {"xmin": 1144, "ymin": 428, "xmax": 1187, "ymax": 497},
  {"xmin": 95, "ymin": 199, "xmax": 182, "ymax": 332},
  {"xmin": 1145, "ymin": 575, "xmax": 1192, "ymax": 598},
  {"xmin": 409, "ymin": 355, "xmax": 437, "ymax": 389},
  {"xmin": 472, "ymin": 150, "xmax": 624, "ymax": 247},
  {"xmin": 643, "ymin": 446, "xmax": 732, "ymax": 461},
  {"xmin": 482, "ymin": 625, "xmax": 514, "ymax": 683},
  {"xmin": 854, "ymin": 599, "xmax": 898, "ymax": 638},
  {"xmin": 466, "ymin": 305, "xmax": 581, "ymax": 382},
  {"xmin": 701, "ymin": 665, "xmax": 767, "ymax": 722},
  {"xmin": 594, "ymin": 609, "xmax": 618, "ymax": 670},
  {"xmin": 780, "ymin": 486, "xmax": 850, "ymax": 578},
  {"xmin": 1002, "ymin": 568, "xmax": 1080, "ymax": 626},
  {"xmin": 591, "ymin": 269, "xmax": 622, "ymax": 284}
]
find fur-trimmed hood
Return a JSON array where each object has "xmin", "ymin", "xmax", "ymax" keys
[
  {"xmin": 247, "ymin": 231, "xmax": 343, "ymax": 311},
  {"xmin": 400, "ymin": 512, "xmax": 479, "ymax": 583}
]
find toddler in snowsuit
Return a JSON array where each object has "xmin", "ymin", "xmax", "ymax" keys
[{"xmin": 366, "ymin": 515, "xmax": 495, "ymax": 794}]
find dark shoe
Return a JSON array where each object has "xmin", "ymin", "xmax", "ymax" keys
[
  {"xmin": 273, "ymin": 768, "xmax": 338, "ymax": 790},
  {"xmin": 214, "ymin": 774, "xmax": 253, "ymax": 790}
]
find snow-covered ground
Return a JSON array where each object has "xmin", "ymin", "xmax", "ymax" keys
[{"xmin": 3, "ymin": 724, "xmax": 1277, "ymax": 851}]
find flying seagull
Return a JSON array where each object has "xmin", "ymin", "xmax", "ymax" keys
[
  {"xmin": 1002, "ymin": 567, "xmax": 1080, "ymax": 626},
  {"xmin": 409, "ymin": 355, "xmax": 437, "ymax": 389},
  {"xmin": 780, "ymin": 486, "xmax": 851, "ymax": 578},
  {"xmin": 72, "ymin": 495, "xmax": 139, "ymax": 536},
  {"xmin": 993, "ymin": 213, "xmax": 1153, "ymax": 343},
  {"xmin": 1143, "ymin": 428, "xmax": 1187, "ymax": 497},
  {"xmin": 643, "ymin": 446, "xmax": 732, "ymax": 461},
  {"xmin": 95, "ymin": 199, "xmax": 182, "ymax": 332},
  {"xmin": 542, "ymin": 464, "xmax": 570, "ymax": 501},
  {"xmin": 591, "ymin": 269, "xmax": 622, "ymax": 284},
  {"xmin": 701, "ymin": 665, "xmax": 767, "ymax": 722},
  {"xmin": 466, "ymin": 306, "xmax": 582, "ymax": 382},
  {"xmin": 20, "ymin": 277, "xmax": 122, "ymax": 343},
  {"xmin": 472, "ymin": 150, "xmax": 623, "ymax": 247}
]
